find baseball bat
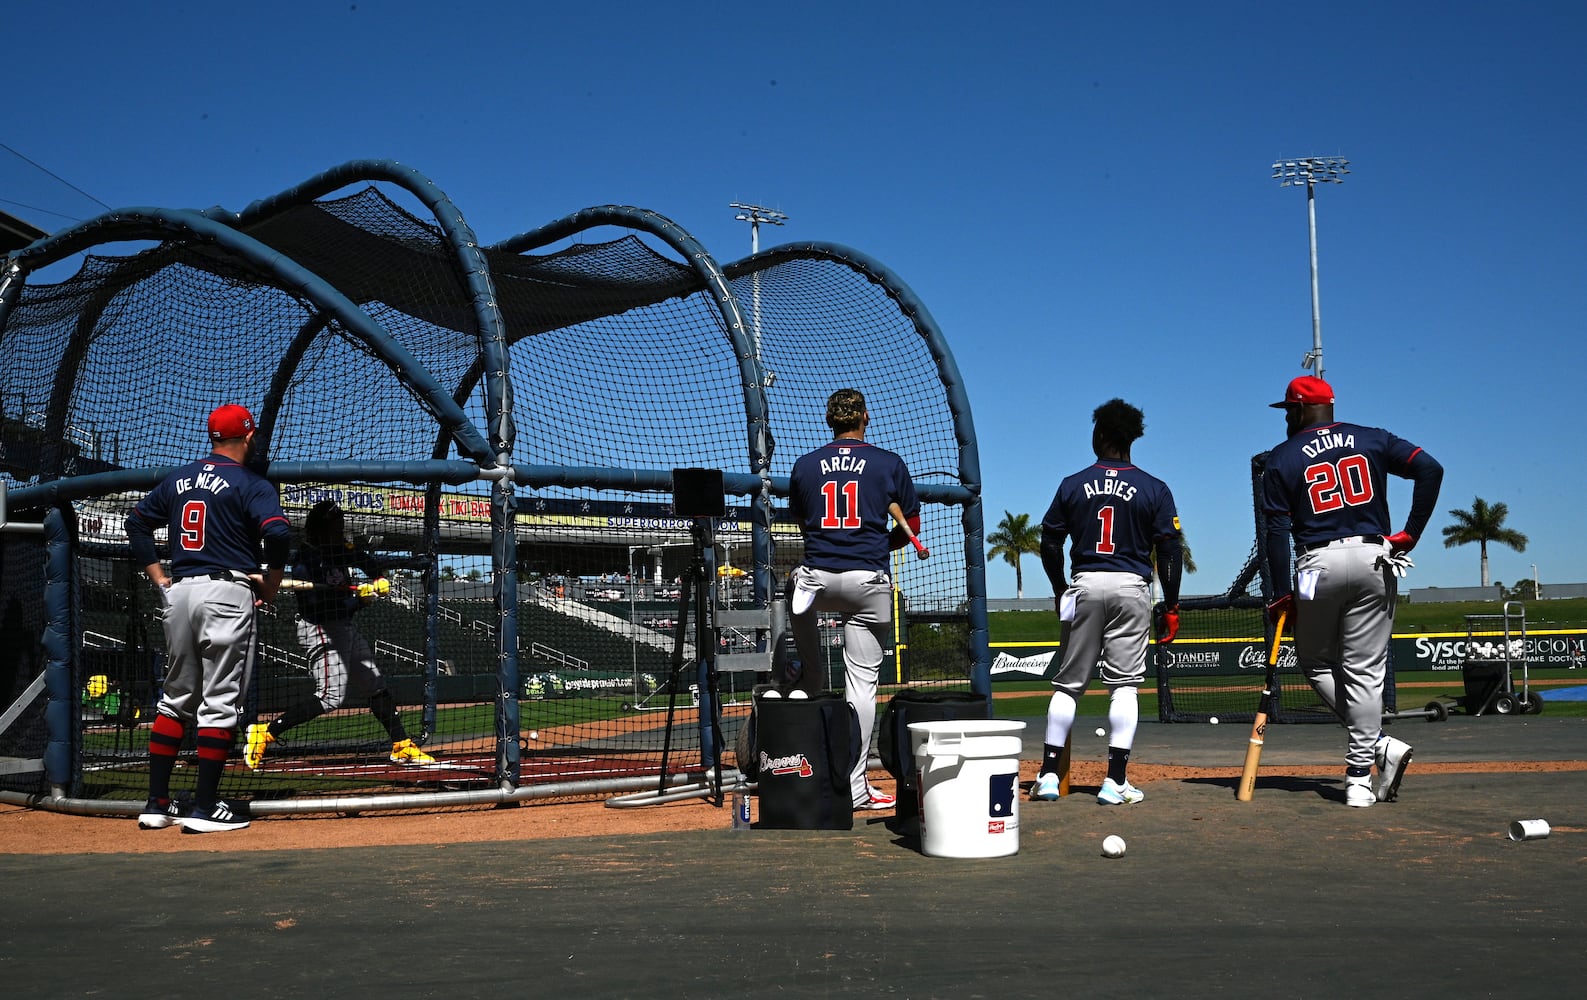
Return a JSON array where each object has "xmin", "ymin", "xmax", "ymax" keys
[
  {"xmin": 1236, "ymin": 611, "xmax": 1286, "ymax": 802},
  {"xmin": 888, "ymin": 502, "xmax": 929, "ymax": 559},
  {"xmin": 276, "ymin": 578, "xmax": 390, "ymax": 596}
]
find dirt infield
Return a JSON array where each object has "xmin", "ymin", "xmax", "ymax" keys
[{"xmin": 8, "ymin": 755, "xmax": 1585, "ymax": 856}]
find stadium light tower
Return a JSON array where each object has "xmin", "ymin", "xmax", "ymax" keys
[
  {"xmin": 1272, "ymin": 156, "xmax": 1349, "ymax": 380},
  {"xmin": 731, "ymin": 202, "xmax": 787, "ymax": 389}
]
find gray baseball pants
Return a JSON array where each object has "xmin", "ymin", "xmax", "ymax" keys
[
  {"xmin": 789, "ymin": 564, "xmax": 894, "ymax": 806},
  {"xmin": 158, "ymin": 576, "xmax": 258, "ymax": 730},
  {"xmin": 1293, "ymin": 536, "xmax": 1396, "ymax": 771}
]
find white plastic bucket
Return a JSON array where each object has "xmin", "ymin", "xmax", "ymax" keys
[{"xmin": 908, "ymin": 719, "xmax": 1026, "ymax": 858}]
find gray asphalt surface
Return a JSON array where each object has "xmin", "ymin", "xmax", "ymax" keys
[{"xmin": 3, "ymin": 713, "xmax": 1583, "ymax": 999}]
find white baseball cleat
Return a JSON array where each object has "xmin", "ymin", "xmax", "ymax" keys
[
  {"xmin": 1096, "ymin": 778, "xmax": 1144, "ymax": 805},
  {"xmin": 1345, "ymin": 775, "xmax": 1376, "ymax": 808},
  {"xmin": 1374, "ymin": 734, "xmax": 1412, "ymax": 802},
  {"xmin": 1030, "ymin": 772, "xmax": 1060, "ymax": 801}
]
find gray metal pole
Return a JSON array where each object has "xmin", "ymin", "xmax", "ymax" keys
[{"xmin": 1307, "ymin": 180, "xmax": 1324, "ymax": 380}]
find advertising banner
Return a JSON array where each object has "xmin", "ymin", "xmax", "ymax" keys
[{"xmin": 990, "ymin": 630, "xmax": 1587, "ymax": 682}]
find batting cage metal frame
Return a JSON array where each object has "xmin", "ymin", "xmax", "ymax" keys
[
  {"xmin": 1153, "ymin": 451, "xmax": 1395, "ymax": 724},
  {"xmin": 0, "ymin": 159, "xmax": 988, "ymax": 819}
]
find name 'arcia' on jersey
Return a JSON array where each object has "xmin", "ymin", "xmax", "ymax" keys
[{"xmin": 820, "ymin": 453, "xmax": 867, "ymax": 475}]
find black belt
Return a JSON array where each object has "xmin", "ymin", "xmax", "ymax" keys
[
  {"xmin": 1301, "ymin": 534, "xmax": 1383, "ymax": 552},
  {"xmin": 173, "ymin": 571, "xmax": 254, "ymax": 583}
]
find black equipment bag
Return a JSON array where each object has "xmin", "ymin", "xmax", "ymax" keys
[
  {"xmin": 752, "ymin": 691, "xmax": 858, "ymax": 830},
  {"xmin": 877, "ymin": 687, "xmax": 991, "ymax": 818}
]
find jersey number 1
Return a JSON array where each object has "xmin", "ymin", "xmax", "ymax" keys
[
  {"xmin": 1095, "ymin": 505, "xmax": 1116, "ymax": 554},
  {"xmin": 820, "ymin": 480, "xmax": 862, "ymax": 529}
]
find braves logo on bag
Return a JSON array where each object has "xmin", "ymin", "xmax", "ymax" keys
[{"xmin": 759, "ymin": 751, "xmax": 816, "ymax": 777}]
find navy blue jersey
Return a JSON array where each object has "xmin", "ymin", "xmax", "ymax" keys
[
  {"xmin": 789, "ymin": 439, "xmax": 920, "ymax": 572},
  {"xmin": 1042, "ymin": 462, "xmax": 1180, "ymax": 579},
  {"xmin": 1262, "ymin": 421, "xmax": 1426, "ymax": 548},
  {"xmin": 126, "ymin": 454, "xmax": 292, "ymax": 576}
]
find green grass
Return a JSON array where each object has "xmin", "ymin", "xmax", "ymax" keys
[
  {"xmin": 990, "ymin": 598, "xmax": 1587, "ymax": 644},
  {"xmin": 984, "ymin": 670, "xmax": 1587, "ymax": 720}
]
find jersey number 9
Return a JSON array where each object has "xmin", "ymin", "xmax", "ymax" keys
[{"xmin": 179, "ymin": 500, "xmax": 208, "ymax": 551}]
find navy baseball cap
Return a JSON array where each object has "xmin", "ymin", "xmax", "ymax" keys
[
  {"xmin": 1270, "ymin": 376, "xmax": 1335, "ymax": 408},
  {"xmin": 208, "ymin": 404, "xmax": 256, "ymax": 440}
]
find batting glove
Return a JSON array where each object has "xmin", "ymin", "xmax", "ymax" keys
[
  {"xmin": 1376, "ymin": 551, "xmax": 1415, "ymax": 578},
  {"xmin": 1153, "ymin": 603, "xmax": 1180, "ymax": 644},
  {"xmin": 356, "ymin": 578, "xmax": 391, "ymax": 599},
  {"xmin": 1266, "ymin": 593, "xmax": 1294, "ymax": 628},
  {"xmin": 1384, "ymin": 531, "xmax": 1415, "ymax": 554}
]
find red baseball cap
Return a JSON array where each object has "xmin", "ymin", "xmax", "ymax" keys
[
  {"xmin": 208, "ymin": 404, "xmax": 257, "ymax": 441},
  {"xmin": 1270, "ymin": 375, "xmax": 1335, "ymax": 408}
]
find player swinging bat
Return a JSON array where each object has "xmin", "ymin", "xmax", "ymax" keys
[
  {"xmin": 1237, "ymin": 610, "xmax": 1286, "ymax": 802},
  {"xmin": 889, "ymin": 502, "xmax": 929, "ymax": 559}
]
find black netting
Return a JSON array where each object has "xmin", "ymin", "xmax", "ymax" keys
[{"xmin": 0, "ymin": 181, "xmax": 980, "ymax": 809}]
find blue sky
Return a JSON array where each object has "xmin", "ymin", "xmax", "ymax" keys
[{"xmin": 4, "ymin": 1, "xmax": 1583, "ymax": 599}]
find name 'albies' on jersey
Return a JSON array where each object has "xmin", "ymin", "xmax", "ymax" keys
[
  {"xmin": 1261, "ymin": 421, "xmax": 1424, "ymax": 549},
  {"xmin": 789, "ymin": 440, "xmax": 920, "ymax": 572},
  {"xmin": 1043, "ymin": 462, "xmax": 1180, "ymax": 580}
]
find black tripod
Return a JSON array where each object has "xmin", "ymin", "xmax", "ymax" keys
[{"xmin": 654, "ymin": 516, "xmax": 728, "ymax": 803}]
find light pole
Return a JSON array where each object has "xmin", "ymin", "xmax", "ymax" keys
[
  {"xmin": 1273, "ymin": 156, "xmax": 1349, "ymax": 380},
  {"xmin": 730, "ymin": 202, "xmax": 787, "ymax": 389},
  {"xmin": 1532, "ymin": 564, "xmax": 1541, "ymax": 600}
]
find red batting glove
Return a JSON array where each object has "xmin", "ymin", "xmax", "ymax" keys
[
  {"xmin": 1266, "ymin": 593, "xmax": 1294, "ymax": 628},
  {"xmin": 1385, "ymin": 531, "xmax": 1415, "ymax": 554},
  {"xmin": 1154, "ymin": 604, "xmax": 1180, "ymax": 644}
]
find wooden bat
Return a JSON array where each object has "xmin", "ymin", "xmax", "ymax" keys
[
  {"xmin": 1057, "ymin": 742, "xmax": 1072, "ymax": 796},
  {"xmin": 888, "ymin": 502, "xmax": 929, "ymax": 559},
  {"xmin": 1237, "ymin": 611, "xmax": 1286, "ymax": 802}
]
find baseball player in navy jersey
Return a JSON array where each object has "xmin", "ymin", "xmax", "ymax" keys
[
  {"xmin": 126, "ymin": 404, "xmax": 292, "ymax": 833},
  {"xmin": 245, "ymin": 500, "xmax": 434, "ymax": 769},
  {"xmin": 786, "ymin": 388, "xmax": 921, "ymax": 811},
  {"xmin": 1031, "ymin": 399, "xmax": 1182, "ymax": 805},
  {"xmin": 1262, "ymin": 375, "xmax": 1443, "ymax": 808}
]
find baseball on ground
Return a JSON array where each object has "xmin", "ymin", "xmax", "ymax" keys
[
  {"xmin": 1102, "ymin": 835, "xmax": 1127, "ymax": 858},
  {"xmin": 1095, "ymin": 727, "xmax": 1106, "ymax": 737}
]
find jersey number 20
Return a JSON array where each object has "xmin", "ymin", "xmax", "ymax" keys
[
  {"xmin": 820, "ymin": 480, "xmax": 862, "ymax": 529},
  {"xmin": 1305, "ymin": 455, "xmax": 1373, "ymax": 513}
]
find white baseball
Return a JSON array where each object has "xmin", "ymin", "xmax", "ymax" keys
[
  {"xmin": 1102, "ymin": 835, "xmax": 1127, "ymax": 858},
  {"xmin": 1095, "ymin": 727, "xmax": 1106, "ymax": 737},
  {"xmin": 529, "ymin": 730, "xmax": 539, "ymax": 741},
  {"xmin": 1209, "ymin": 717, "xmax": 1220, "ymax": 725}
]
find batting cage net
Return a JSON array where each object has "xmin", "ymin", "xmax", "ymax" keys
[
  {"xmin": 0, "ymin": 162, "xmax": 986, "ymax": 814},
  {"xmin": 1152, "ymin": 452, "xmax": 1383, "ymax": 724}
]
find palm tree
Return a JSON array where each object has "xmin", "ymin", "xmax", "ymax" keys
[
  {"xmin": 986, "ymin": 510, "xmax": 1042, "ymax": 598},
  {"xmin": 1442, "ymin": 496, "xmax": 1528, "ymax": 587}
]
